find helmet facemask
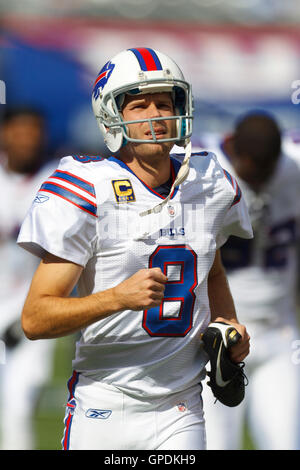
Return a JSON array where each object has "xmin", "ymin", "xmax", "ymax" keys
[{"xmin": 96, "ymin": 78, "xmax": 193, "ymax": 152}]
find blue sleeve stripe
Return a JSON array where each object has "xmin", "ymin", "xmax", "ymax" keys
[
  {"xmin": 223, "ymin": 169, "xmax": 242, "ymax": 206},
  {"xmin": 223, "ymin": 169, "xmax": 234, "ymax": 187},
  {"xmin": 49, "ymin": 170, "xmax": 96, "ymax": 197},
  {"xmin": 39, "ymin": 182, "xmax": 97, "ymax": 217},
  {"xmin": 232, "ymin": 184, "xmax": 242, "ymax": 206}
]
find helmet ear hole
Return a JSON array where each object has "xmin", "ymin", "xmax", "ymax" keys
[
  {"xmin": 97, "ymin": 119, "xmax": 123, "ymax": 153},
  {"xmin": 115, "ymin": 94, "xmax": 125, "ymax": 111},
  {"xmin": 173, "ymin": 86, "xmax": 186, "ymax": 110}
]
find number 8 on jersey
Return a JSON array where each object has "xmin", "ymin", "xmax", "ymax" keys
[{"xmin": 143, "ymin": 244, "xmax": 198, "ymax": 337}]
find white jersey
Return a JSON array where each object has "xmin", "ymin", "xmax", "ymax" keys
[
  {"xmin": 0, "ymin": 154, "xmax": 58, "ymax": 333},
  {"xmin": 199, "ymin": 135, "xmax": 300, "ymax": 329},
  {"xmin": 18, "ymin": 151, "xmax": 252, "ymax": 398}
]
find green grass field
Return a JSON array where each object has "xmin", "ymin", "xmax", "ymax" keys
[{"xmin": 33, "ymin": 335, "xmax": 76, "ymax": 450}]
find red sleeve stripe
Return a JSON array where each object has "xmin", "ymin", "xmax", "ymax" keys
[
  {"xmin": 49, "ymin": 169, "xmax": 96, "ymax": 198},
  {"xmin": 223, "ymin": 169, "xmax": 242, "ymax": 206}
]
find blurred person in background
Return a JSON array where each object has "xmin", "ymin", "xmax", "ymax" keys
[
  {"xmin": 200, "ymin": 112, "xmax": 300, "ymax": 450},
  {"xmin": 0, "ymin": 107, "xmax": 57, "ymax": 449}
]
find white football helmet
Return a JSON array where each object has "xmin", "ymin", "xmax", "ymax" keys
[{"xmin": 92, "ymin": 47, "xmax": 193, "ymax": 152}]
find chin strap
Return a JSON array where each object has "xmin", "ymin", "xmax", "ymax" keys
[{"xmin": 139, "ymin": 140, "xmax": 192, "ymax": 217}]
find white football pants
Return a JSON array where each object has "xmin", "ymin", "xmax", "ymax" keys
[{"xmin": 62, "ymin": 373, "xmax": 206, "ymax": 450}]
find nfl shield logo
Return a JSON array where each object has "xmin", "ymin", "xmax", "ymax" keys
[
  {"xmin": 167, "ymin": 205, "xmax": 176, "ymax": 217},
  {"xmin": 177, "ymin": 402, "xmax": 187, "ymax": 412}
]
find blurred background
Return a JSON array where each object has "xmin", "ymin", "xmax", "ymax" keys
[
  {"xmin": 0, "ymin": 0, "xmax": 300, "ymax": 450},
  {"xmin": 1, "ymin": 0, "xmax": 300, "ymax": 156}
]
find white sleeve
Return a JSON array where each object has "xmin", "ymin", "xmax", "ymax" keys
[
  {"xmin": 17, "ymin": 157, "xmax": 98, "ymax": 267},
  {"xmin": 216, "ymin": 171, "xmax": 253, "ymax": 249}
]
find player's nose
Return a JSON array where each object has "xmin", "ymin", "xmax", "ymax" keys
[{"xmin": 146, "ymin": 101, "xmax": 161, "ymax": 118}]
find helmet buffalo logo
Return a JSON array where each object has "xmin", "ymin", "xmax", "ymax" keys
[{"xmin": 93, "ymin": 61, "xmax": 115, "ymax": 100}]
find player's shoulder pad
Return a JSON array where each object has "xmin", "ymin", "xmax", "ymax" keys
[
  {"xmin": 190, "ymin": 149, "xmax": 242, "ymax": 206},
  {"xmin": 57, "ymin": 154, "xmax": 109, "ymax": 180},
  {"xmin": 59, "ymin": 154, "xmax": 108, "ymax": 171},
  {"xmin": 190, "ymin": 149, "xmax": 224, "ymax": 177},
  {"xmin": 171, "ymin": 148, "xmax": 214, "ymax": 169},
  {"xmin": 171, "ymin": 149, "xmax": 224, "ymax": 180},
  {"xmin": 70, "ymin": 154, "xmax": 106, "ymax": 164},
  {"xmin": 39, "ymin": 155, "xmax": 99, "ymax": 213},
  {"xmin": 42, "ymin": 154, "xmax": 109, "ymax": 200},
  {"xmin": 59, "ymin": 154, "xmax": 106, "ymax": 166},
  {"xmin": 173, "ymin": 147, "xmax": 243, "ymax": 207},
  {"xmin": 50, "ymin": 155, "xmax": 118, "ymax": 206}
]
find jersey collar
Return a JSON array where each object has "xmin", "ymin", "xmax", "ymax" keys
[{"xmin": 108, "ymin": 155, "xmax": 181, "ymax": 200}]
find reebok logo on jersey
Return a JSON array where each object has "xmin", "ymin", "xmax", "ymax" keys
[
  {"xmin": 34, "ymin": 194, "xmax": 49, "ymax": 204},
  {"xmin": 112, "ymin": 179, "xmax": 135, "ymax": 203},
  {"xmin": 85, "ymin": 409, "xmax": 112, "ymax": 419}
]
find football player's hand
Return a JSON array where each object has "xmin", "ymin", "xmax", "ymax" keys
[
  {"xmin": 113, "ymin": 268, "xmax": 168, "ymax": 311},
  {"xmin": 212, "ymin": 317, "xmax": 250, "ymax": 363}
]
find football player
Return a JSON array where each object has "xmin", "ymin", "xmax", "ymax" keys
[
  {"xmin": 0, "ymin": 107, "xmax": 57, "ymax": 449},
  {"xmin": 17, "ymin": 48, "xmax": 252, "ymax": 450},
  {"xmin": 200, "ymin": 112, "xmax": 300, "ymax": 450}
]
